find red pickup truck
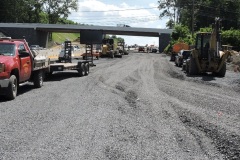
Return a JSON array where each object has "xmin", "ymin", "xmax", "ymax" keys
[{"xmin": 0, "ymin": 37, "xmax": 49, "ymax": 100}]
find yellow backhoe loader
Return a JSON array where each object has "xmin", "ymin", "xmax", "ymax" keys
[{"xmin": 184, "ymin": 17, "xmax": 231, "ymax": 77}]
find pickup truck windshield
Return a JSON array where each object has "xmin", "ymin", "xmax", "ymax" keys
[{"xmin": 0, "ymin": 43, "xmax": 15, "ymax": 56}]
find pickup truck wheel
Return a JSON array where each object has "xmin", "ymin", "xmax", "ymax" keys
[
  {"xmin": 6, "ymin": 75, "xmax": 18, "ymax": 100},
  {"xmin": 188, "ymin": 57, "xmax": 198, "ymax": 75},
  {"xmin": 34, "ymin": 70, "xmax": 43, "ymax": 88},
  {"xmin": 84, "ymin": 63, "xmax": 89, "ymax": 75}
]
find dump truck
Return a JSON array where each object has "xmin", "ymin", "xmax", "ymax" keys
[
  {"xmin": 170, "ymin": 42, "xmax": 189, "ymax": 61},
  {"xmin": 0, "ymin": 37, "xmax": 50, "ymax": 100},
  {"xmin": 183, "ymin": 17, "xmax": 231, "ymax": 77},
  {"xmin": 101, "ymin": 38, "xmax": 122, "ymax": 58}
]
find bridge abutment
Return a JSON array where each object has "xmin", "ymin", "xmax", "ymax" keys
[
  {"xmin": 0, "ymin": 27, "xmax": 48, "ymax": 48},
  {"xmin": 158, "ymin": 33, "xmax": 171, "ymax": 53}
]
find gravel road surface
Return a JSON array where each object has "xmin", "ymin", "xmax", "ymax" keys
[{"xmin": 0, "ymin": 52, "xmax": 240, "ymax": 159}]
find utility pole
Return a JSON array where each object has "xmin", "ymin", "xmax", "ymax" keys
[{"xmin": 191, "ymin": 0, "xmax": 195, "ymax": 38}]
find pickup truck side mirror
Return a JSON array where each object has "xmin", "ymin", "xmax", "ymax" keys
[{"xmin": 19, "ymin": 51, "xmax": 30, "ymax": 58}]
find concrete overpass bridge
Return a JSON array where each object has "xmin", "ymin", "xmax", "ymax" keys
[{"xmin": 0, "ymin": 23, "xmax": 173, "ymax": 52}]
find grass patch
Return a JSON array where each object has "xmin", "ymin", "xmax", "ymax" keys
[{"xmin": 52, "ymin": 32, "xmax": 80, "ymax": 44}]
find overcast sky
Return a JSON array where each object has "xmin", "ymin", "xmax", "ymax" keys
[{"xmin": 68, "ymin": 0, "xmax": 169, "ymax": 46}]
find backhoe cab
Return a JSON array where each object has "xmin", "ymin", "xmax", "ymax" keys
[{"xmin": 185, "ymin": 17, "xmax": 230, "ymax": 77}]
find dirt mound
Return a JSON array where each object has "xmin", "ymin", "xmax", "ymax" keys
[{"xmin": 227, "ymin": 53, "xmax": 240, "ymax": 72}]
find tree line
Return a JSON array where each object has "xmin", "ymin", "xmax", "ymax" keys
[
  {"xmin": 0, "ymin": 0, "xmax": 78, "ymax": 24},
  {"xmin": 158, "ymin": 0, "xmax": 240, "ymax": 30},
  {"xmin": 158, "ymin": 0, "xmax": 240, "ymax": 50}
]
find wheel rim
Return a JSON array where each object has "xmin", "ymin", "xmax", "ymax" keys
[
  {"xmin": 39, "ymin": 75, "xmax": 43, "ymax": 86},
  {"xmin": 13, "ymin": 78, "xmax": 17, "ymax": 93},
  {"xmin": 82, "ymin": 64, "xmax": 85, "ymax": 75},
  {"xmin": 85, "ymin": 64, "xmax": 89, "ymax": 74}
]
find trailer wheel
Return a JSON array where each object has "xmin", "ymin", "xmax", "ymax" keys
[
  {"xmin": 84, "ymin": 63, "xmax": 89, "ymax": 75},
  {"xmin": 188, "ymin": 57, "xmax": 198, "ymax": 75},
  {"xmin": 78, "ymin": 63, "xmax": 85, "ymax": 77},
  {"xmin": 34, "ymin": 70, "xmax": 43, "ymax": 88},
  {"xmin": 216, "ymin": 62, "xmax": 226, "ymax": 77},
  {"xmin": 6, "ymin": 75, "xmax": 18, "ymax": 100}
]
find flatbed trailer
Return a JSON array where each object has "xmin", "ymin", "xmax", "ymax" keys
[{"xmin": 49, "ymin": 60, "xmax": 90, "ymax": 77}]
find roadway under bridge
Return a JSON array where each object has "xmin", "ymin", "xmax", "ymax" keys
[{"xmin": 0, "ymin": 23, "xmax": 173, "ymax": 52}]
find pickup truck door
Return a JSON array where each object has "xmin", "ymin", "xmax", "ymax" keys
[{"xmin": 18, "ymin": 43, "xmax": 32, "ymax": 82}]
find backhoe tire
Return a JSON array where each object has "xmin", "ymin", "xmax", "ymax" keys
[
  {"xmin": 216, "ymin": 62, "xmax": 226, "ymax": 77},
  {"xmin": 188, "ymin": 57, "xmax": 198, "ymax": 75},
  {"xmin": 34, "ymin": 70, "xmax": 43, "ymax": 88},
  {"xmin": 6, "ymin": 75, "xmax": 18, "ymax": 100},
  {"xmin": 84, "ymin": 63, "xmax": 89, "ymax": 76},
  {"xmin": 110, "ymin": 51, "xmax": 114, "ymax": 58}
]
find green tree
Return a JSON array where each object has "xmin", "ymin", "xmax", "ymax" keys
[
  {"xmin": 166, "ymin": 19, "xmax": 175, "ymax": 29},
  {"xmin": 158, "ymin": 0, "xmax": 178, "ymax": 23},
  {"xmin": 0, "ymin": 0, "xmax": 78, "ymax": 24},
  {"xmin": 222, "ymin": 29, "xmax": 240, "ymax": 50},
  {"xmin": 158, "ymin": 0, "xmax": 240, "ymax": 31},
  {"xmin": 42, "ymin": 0, "xmax": 78, "ymax": 24}
]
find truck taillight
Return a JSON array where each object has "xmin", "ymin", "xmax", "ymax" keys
[{"xmin": 0, "ymin": 63, "xmax": 5, "ymax": 73}]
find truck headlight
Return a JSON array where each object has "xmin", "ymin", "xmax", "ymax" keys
[{"xmin": 0, "ymin": 63, "xmax": 5, "ymax": 73}]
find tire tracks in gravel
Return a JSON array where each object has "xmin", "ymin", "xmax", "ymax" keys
[
  {"xmin": 93, "ymin": 53, "xmax": 219, "ymax": 159},
  {"xmin": 153, "ymin": 55, "xmax": 240, "ymax": 160}
]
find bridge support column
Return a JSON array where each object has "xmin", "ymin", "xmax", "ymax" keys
[{"xmin": 158, "ymin": 33, "xmax": 171, "ymax": 53}]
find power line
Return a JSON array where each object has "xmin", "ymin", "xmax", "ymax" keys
[
  {"xmin": 77, "ymin": 7, "xmax": 158, "ymax": 12},
  {"xmin": 70, "ymin": 14, "xmax": 159, "ymax": 20},
  {"xmin": 73, "ymin": 16, "xmax": 160, "ymax": 26}
]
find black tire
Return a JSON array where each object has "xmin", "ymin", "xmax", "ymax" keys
[
  {"xmin": 188, "ymin": 57, "xmax": 198, "ymax": 75},
  {"xmin": 175, "ymin": 58, "xmax": 178, "ymax": 66},
  {"xmin": 34, "ymin": 70, "xmax": 43, "ymax": 88},
  {"xmin": 6, "ymin": 75, "xmax": 18, "ymax": 100},
  {"xmin": 182, "ymin": 64, "xmax": 186, "ymax": 71},
  {"xmin": 78, "ymin": 63, "xmax": 85, "ymax": 77},
  {"xmin": 170, "ymin": 54, "xmax": 175, "ymax": 61},
  {"xmin": 84, "ymin": 63, "xmax": 89, "ymax": 76},
  {"xmin": 58, "ymin": 57, "xmax": 62, "ymax": 62},
  {"xmin": 216, "ymin": 62, "xmax": 226, "ymax": 77},
  {"xmin": 186, "ymin": 61, "xmax": 189, "ymax": 73},
  {"xmin": 110, "ymin": 51, "xmax": 114, "ymax": 58}
]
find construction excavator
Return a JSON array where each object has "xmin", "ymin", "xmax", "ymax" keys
[{"xmin": 183, "ymin": 17, "xmax": 232, "ymax": 77}]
